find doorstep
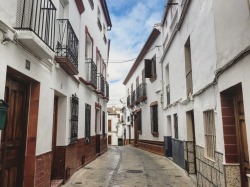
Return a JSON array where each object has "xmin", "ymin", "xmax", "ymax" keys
[{"xmin": 51, "ymin": 179, "xmax": 63, "ymax": 187}]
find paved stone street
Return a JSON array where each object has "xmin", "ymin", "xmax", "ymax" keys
[{"xmin": 62, "ymin": 146, "xmax": 195, "ymax": 187}]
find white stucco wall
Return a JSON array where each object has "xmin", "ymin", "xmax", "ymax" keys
[
  {"xmin": 0, "ymin": 0, "xmax": 110, "ymax": 155},
  {"xmin": 124, "ymin": 30, "xmax": 164, "ymax": 141}
]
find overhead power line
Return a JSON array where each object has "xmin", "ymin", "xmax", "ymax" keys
[{"xmin": 106, "ymin": 46, "xmax": 160, "ymax": 63}]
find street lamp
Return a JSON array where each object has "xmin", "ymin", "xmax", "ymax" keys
[{"xmin": 0, "ymin": 99, "xmax": 9, "ymax": 130}]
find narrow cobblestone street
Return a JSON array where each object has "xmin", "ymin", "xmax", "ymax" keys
[{"xmin": 62, "ymin": 146, "xmax": 195, "ymax": 187}]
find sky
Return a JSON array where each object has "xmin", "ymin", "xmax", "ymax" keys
[{"xmin": 106, "ymin": 0, "xmax": 166, "ymax": 107}]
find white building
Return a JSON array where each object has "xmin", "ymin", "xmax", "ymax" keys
[
  {"xmin": 0, "ymin": 0, "xmax": 112, "ymax": 186},
  {"xmin": 107, "ymin": 106, "xmax": 125, "ymax": 146},
  {"xmin": 124, "ymin": 0, "xmax": 250, "ymax": 186},
  {"xmin": 123, "ymin": 26, "xmax": 164, "ymax": 155}
]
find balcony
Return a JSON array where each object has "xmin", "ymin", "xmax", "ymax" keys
[
  {"xmin": 15, "ymin": 0, "xmax": 56, "ymax": 60},
  {"xmin": 131, "ymin": 90, "xmax": 136, "ymax": 104},
  {"xmin": 97, "ymin": 18, "xmax": 102, "ymax": 31},
  {"xmin": 136, "ymin": 83, "xmax": 147, "ymax": 103},
  {"xmin": 55, "ymin": 19, "xmax": 79, "ymax": 75},
  {"xmin": 97, "ymin": 73, "xmax": 105, "ymax": 96},
  {"xmin": 103, "ymin": 81, "xmax": 109, "ymax": 101},
  {"xmin": 80, "ymin": 58, "xmax": 97, "ymax": 90},
  {"xmin": 127, "ymin": 95, "xmax": 131, "ymax": 107},
  {"xmin": 166, "ymin": 84, "xmax": 170, "ymax": 106}
]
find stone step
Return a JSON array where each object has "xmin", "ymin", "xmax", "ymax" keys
[{"xmin": 51, "ymin": 179, "xmax": 63, "ymax": 187}]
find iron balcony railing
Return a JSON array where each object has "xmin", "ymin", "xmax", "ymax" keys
[
  {"xmin": 105, "ymin": 81, "xmax": 109, "ymax": 98},
  {"xmin": 131, "ymin": 90, "xmax": 136, "ymax": 104},
  {"xmin": 86, "ymin": 58, "xmax": 97, "ymax": 87},
  {"xmin": 166, "ymin": 84, "xmax": 170, "ymax": 106},
  {"xmin": 15, "ymin": 0, "xmax": 56, "ymax": 50},
  {"xmin": 56, "ymin": 19, "xmax": 79, "ymax": 69},
  {"xmin": 127, "ymin": 95, "xmax": 131, "ymax": 106},
  {"xmin": 136, "ymin": 83, "xmax": 147, "ymax": 101},
  {"xmin": 97, "ymin": 73, "xmax": 105, "ymax": 94}
]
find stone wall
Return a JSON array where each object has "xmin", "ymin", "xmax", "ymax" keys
[{"xmin": 196, "ymin": 145, "xmax": 225, "ymax": 187}]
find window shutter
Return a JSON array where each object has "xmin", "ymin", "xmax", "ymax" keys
[{"xmin": 145, "ymin": 59, "xmax": 152, "ymax": 78}]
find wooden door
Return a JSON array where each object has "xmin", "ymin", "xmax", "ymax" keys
[
  {"xmin": 235, "ymin": 93, "xmax": 250, "ymax": 186},
  {"xmin": 96, "ymin": 135, "xmax": 100, "ymax": 154},
  {"xmin": 134, "ymin": 114, "xmax": 138, "ymax": 147},
  {"xmin": 108, "ymin": 120, "xmax": 111, "ymax": 132},
  {"xmin": 51, "ymin": 97, "xmax": 58, "ymax": 180},
  {"xmin": 108, "ymin": 135, "xmax": 111, "ymax": 145},
  {"xmin": 0, "ymin": 77, "xmax": 29, "ymax": 187}
]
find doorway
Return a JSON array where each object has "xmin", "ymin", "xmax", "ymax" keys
[
  {"xmin": 51, "ymin": 96, "xmax": 58, "ymax": 181},
  {"xmin": 95, "ymin": 109, "xmax": 101, "ymax": 155},
  {"xmin": 186, "ymin": 110, "xmax": 197, "ymax": 175},
  {"xmin": 0, "ymin": 77, "xmax": 29, "ymax": 187},
  {"xmin": 221, "ymin": 84, "xmax": 249, "ymax": 186}
]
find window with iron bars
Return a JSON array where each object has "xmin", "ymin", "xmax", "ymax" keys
[
  {"xmin": 102, "ymin": 111, "xmax": 106, "ymax": 137},
  {"xmin": 204, "ymin": 110, "xmax": 216, "ymax": 160},
  {"xmin": 150, "ymin": 105, "xmax": 158, "ymax": 134},
  {"xmin": 174, "ymin": 114, "xmax": 178, "ymax": 139},
  {"xmin": 85, "ymin": 103, "xmax": 91, "ymax": 141},
  {"xmin": 70, "ymin": 94, "xmax": 79, "ymax": 144}
]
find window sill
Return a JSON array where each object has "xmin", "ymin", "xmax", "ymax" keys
[
  {"xmin": 151, "ymin": 132, "xmax": 159, "ymax": 137},
  {"xmin": 149, "ymin": 74, "xmax": 157, "ymax": 83}
]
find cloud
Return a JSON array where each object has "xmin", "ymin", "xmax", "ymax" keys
[{"xmin": 106, "ymin": 0, "xmax": 165, "ymax": 106}]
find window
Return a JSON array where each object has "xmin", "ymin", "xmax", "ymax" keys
[
  {"xmin": 85, "ymin": 103, "xmax": 91, "ymax": 139},
  {"xmin": 102, "ymin": 62, "xmax": 106, "ymax": 80},
  {"xmin": 150, "ymin": 102, "xmax": 158, "ymax": 136},
  {"xmin": 85, "ymin": 27, "xmax": 93, "ymax": 59},
  {"xmin": 127, "ymin": 116, "xmax": 130, "ymax": 122},
  {"xmin": 142, "ymin": 69, "xmax": 146, "ymax": 83},
  {"xmin": 144, "ymin": 55, "xmax": 157, "ymax": 82},
  {"xmin": 96, "ymin": 49, "xmax": 101, "ymax": 73},
  {"xmin": 185, "ymin": 37, "xmax": 193, "ymax": 97},
  {"xmin": 102, "ymin": 111, "xmax": 106, "ymax": 137},
  {"xmin": 174, "ymin": 114, "xmax": 178, "ymax": 139},
  {"xmin": 75, "ymin": 0, "xmax": 85, "ymax": 15},
  {"xmin": 138, "ymin": 111, "xmax": 142, "ymax": 132},
  {"xmin": 88, "ymin": 0, "xmax": 94, "ymax": 10},
  {"xmin": 97, "ymin": 7, "xmax": 102, "ymax": 31},
  {"xmin": 166, "ymin": 65, "xmax": 170, "ymax": 106},
  {"xmin": 204, "ymin": 110, "xmax": 216, "ymax": 160},
  {"xmin": 70, "ymin": 94, "xmax": 79, "ymax": 143}
]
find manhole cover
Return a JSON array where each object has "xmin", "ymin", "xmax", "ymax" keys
[{"xmin": 126, "ymin": 170, "xmax": 143, "ymax": 174}]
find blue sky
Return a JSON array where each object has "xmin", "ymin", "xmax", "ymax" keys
[{"xmin": 106, "ymin": 0, "xmax": 165, "ymax": 106}]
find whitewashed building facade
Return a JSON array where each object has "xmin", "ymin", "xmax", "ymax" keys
[
  {"xmin": 124, "ymin": 0, "xmax": 250, "ymax": 186},
  {"xmin": 0, "ymin": 0, "xmax": 111, "ymax": 186}
]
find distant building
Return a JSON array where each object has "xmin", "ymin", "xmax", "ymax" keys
[
  {"xmin": 107, "ymin": 106, "xmax": 124, "ymax": 146},
  {"xmin": 0, "ymin": 0, "xmax": 111, "ymax": 186},
  {"xmin": 124, "ymin": 0, "xmax": 250, "ymax": 186}
]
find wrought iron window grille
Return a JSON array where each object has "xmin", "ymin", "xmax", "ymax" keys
[{"xmin": 70, "ymin": 94, "xmax": 79, "ymax": 144}]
